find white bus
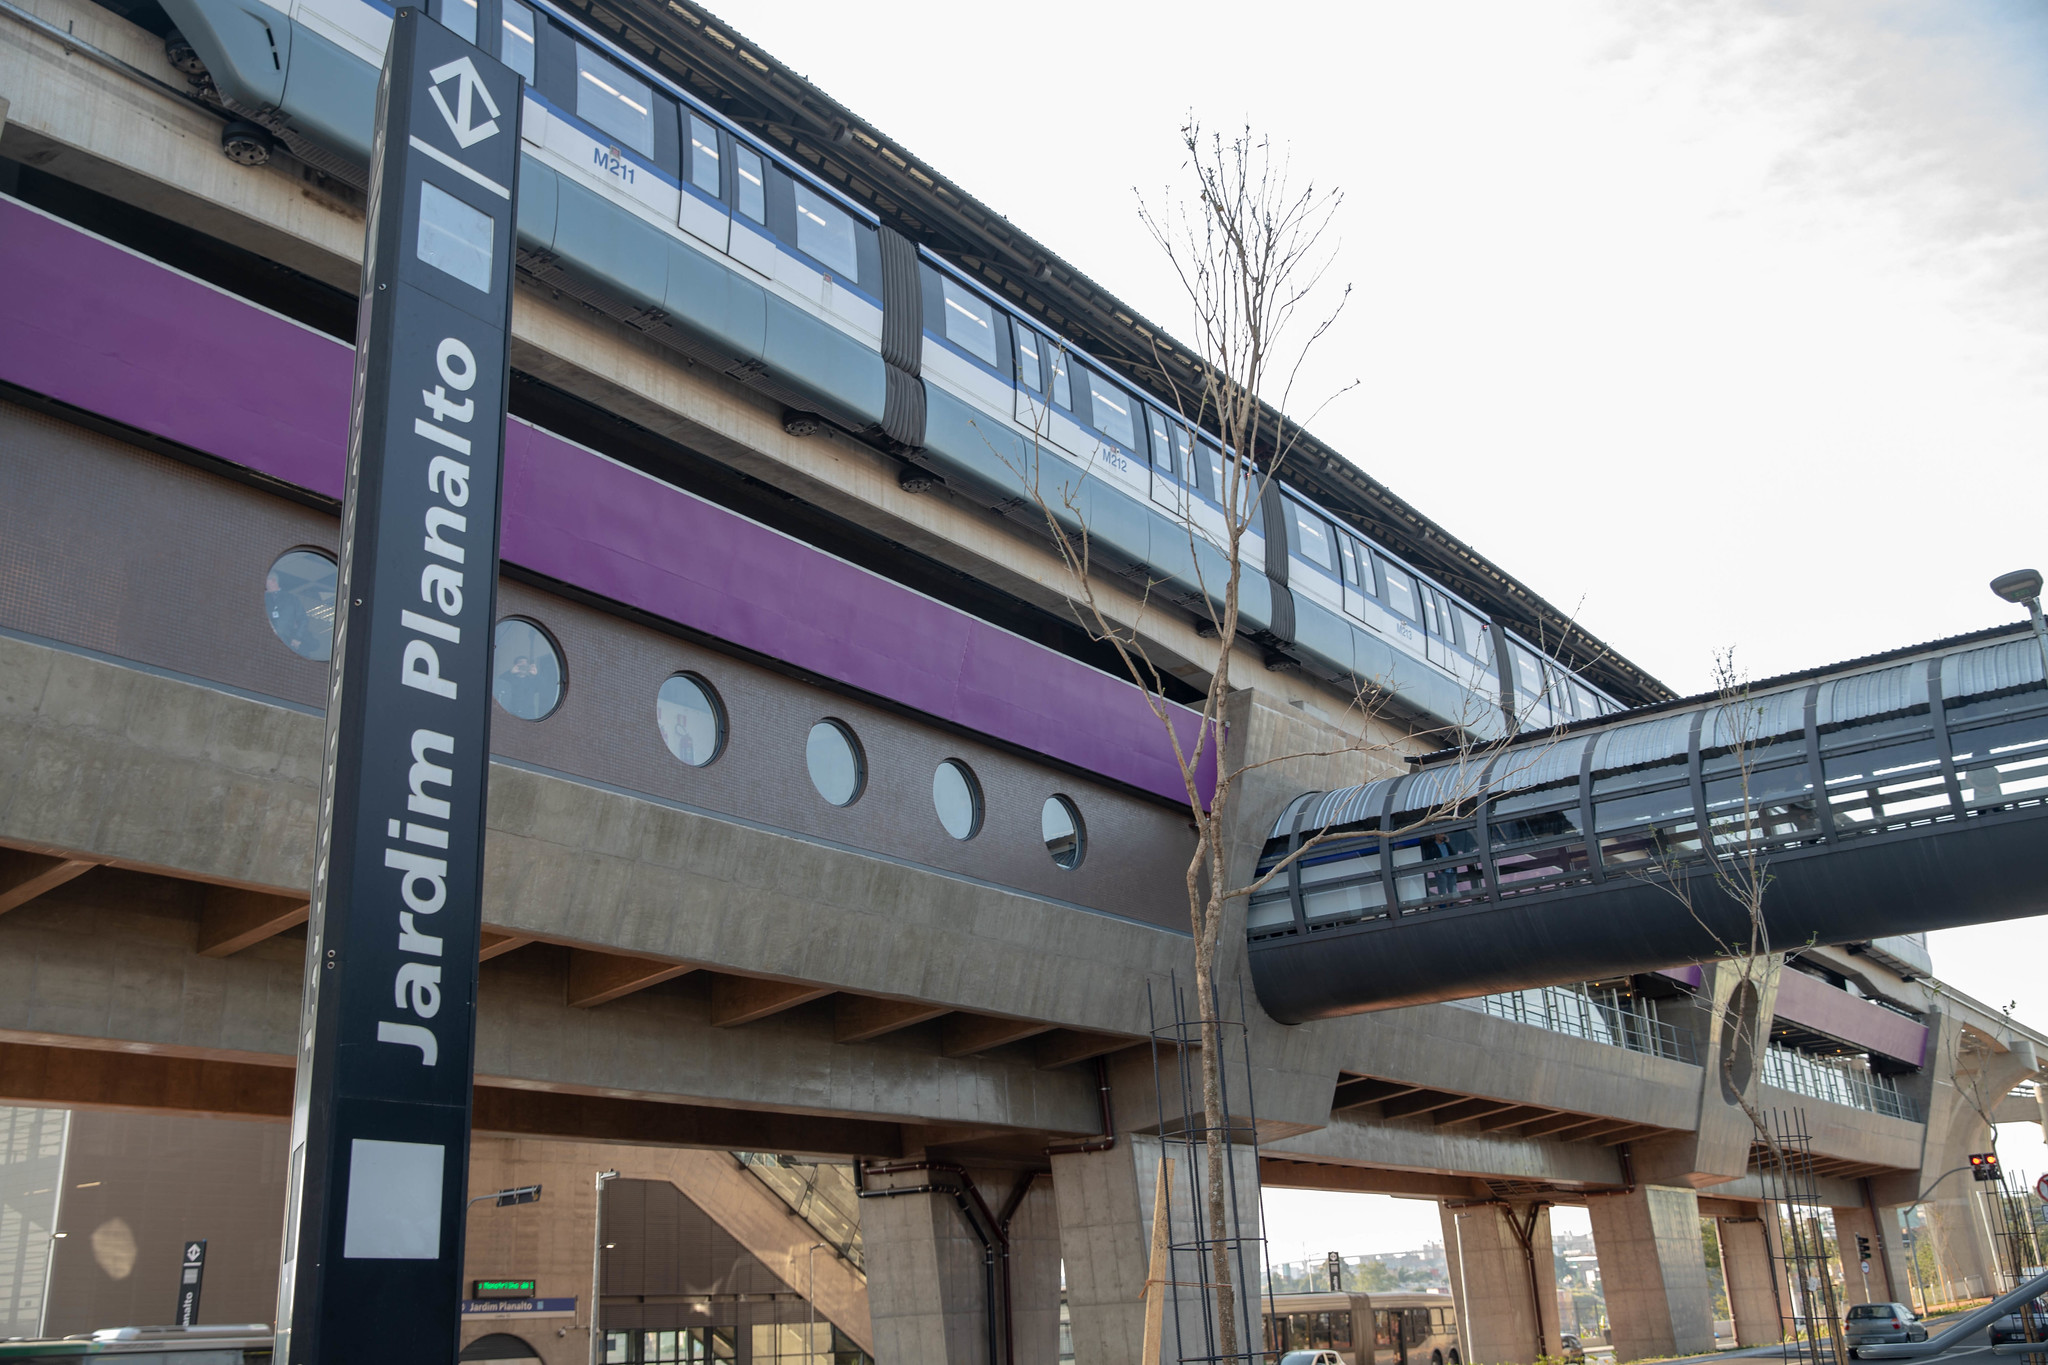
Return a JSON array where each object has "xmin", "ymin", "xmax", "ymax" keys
[{"xmin": 1261, "ymin": 1291, "xmax": 1462, "ymax": 1365}]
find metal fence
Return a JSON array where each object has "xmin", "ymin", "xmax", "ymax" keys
[
  {"xmin": 1452, "ymin": 984, "xmax": 1698, "ymax": 1064},
  {"xmin": 1761, "ymin": 1045, "xmax": 1919, "ymax": 1121}
]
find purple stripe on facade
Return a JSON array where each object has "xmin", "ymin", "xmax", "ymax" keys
[
  {"xmin": 1655, "ymin": 964, "xmax": 1704, "ymax": 989},
  {"xmin": 1771, "ymin": 967, "xmax": 1928, "ymax": 1067},
  {"xmin": 0, "ymin": 199, "xmax": 1212, "ymax": 802}
]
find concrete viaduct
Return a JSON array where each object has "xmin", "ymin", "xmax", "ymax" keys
[{"xmin": 0, "ymin": 0, "xmax": 2043, "ymax": 1360}]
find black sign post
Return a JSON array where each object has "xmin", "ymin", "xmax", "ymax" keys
[
  {"xmin": 274, "ymin": 10, "xmax": 520, "ymax": 1362},
  {"xmin": 175, "ymin": 1240, "xmax": 206, "ymax": 1326}
]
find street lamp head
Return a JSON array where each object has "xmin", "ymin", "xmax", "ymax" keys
[{"xmin": 1991, "ymin": 569, "xmax": 2044, "ymax": 606}]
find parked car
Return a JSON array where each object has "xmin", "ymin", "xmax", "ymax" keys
[
  {"xmin": 1276, "ymin": 1352, "xmax": 1343, "ymax": 1365},
  {"xmin": 1844, "ymin": 1302, "xmax": 1929, "ymax": 1350},
  {"xmin": 1559, "ymin": 1333, "xmax": 1587, "ymax": 1362},
  {"xmin": 1990, "ymin": 1301, "xmax": 2048, "ymax": 1349}
]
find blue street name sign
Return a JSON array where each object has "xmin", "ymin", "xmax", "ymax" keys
[{"xmin": 272, "ymin": 9, "xmax": 521, "ymax": 1362}]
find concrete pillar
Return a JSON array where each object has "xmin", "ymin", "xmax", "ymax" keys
[
  {"xmin": 1053, "ymin": 1136, "xmax": 1261, "ymax": 1365},
  {"xmin": 1718, "ymin": 1215, "xmax": 1785, "ymax": 1348},
  {"xmin": 861, "ymin": 1167, "xmax": 993, "ymax": 1365},
  {"xmin": 1441, "ymin": 1201, "xmax": 1557, "ymax": 1365},
  {"xmin": 1832, "ymin": 1205, "xmax": 1889, "ymax": 1307},
  {"xmin": 1586, "ymin": 1187, "xmax": 1715, "ymax": 1362},
  {"xmin": 1006, "ymin": 1174, "xmax": 1063, "ymax": 1365}
]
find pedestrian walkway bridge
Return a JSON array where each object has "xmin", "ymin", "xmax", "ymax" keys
[{"xmin": 1248, "ymin": 623, "xmax": 2048, "ymax": 1023}]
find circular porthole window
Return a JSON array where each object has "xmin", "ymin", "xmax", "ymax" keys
[
  {"xmin": 806, "ymin": 719, "xmax": 865, "ymax": 806},
  {"xmin": 1042, "ymin": 795, "xmax": 1085, "ymax": 870},
  {"xmin": 932, "ymin": 759, "xmax": 983, "ymax": 841},
  {"xmin": 656, "ymin": 673, "xmax": 726, "ymax": 767},
  {"xmin": 264, "ymin": 548, "xmax": 337, "ymax": 661},
  {"xmin": 491, "ymin": 617, "xmax": 564, "ymax": 721}
]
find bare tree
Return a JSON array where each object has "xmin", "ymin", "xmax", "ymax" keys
[{"xmin": 974, "ymin": 122, "xmax": 1584, "ymax": 1359}]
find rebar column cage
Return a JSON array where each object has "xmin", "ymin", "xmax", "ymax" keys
[
  {"xmin": 1147, "ymin": 976, "xmax": 1278, "ymax": 1365},
  {"xmin": 1984, "ymin": 1165, "xmax": 2047, "ymax": 1364},
  {"xmin": 1757, "ymin": 1108, "xmax": 1846, "ymax": 1365}
]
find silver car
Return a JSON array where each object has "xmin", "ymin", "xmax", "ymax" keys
[{"xmin": 1844, "ymin": 1302, "xmax": 1928, "ymax": 1349}]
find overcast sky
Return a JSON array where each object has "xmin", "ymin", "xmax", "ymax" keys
[{"xmin": 710, "ymin": 0, "xmax": 2048, "ymax": 1263}]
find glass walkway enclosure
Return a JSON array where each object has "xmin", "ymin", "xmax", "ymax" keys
[{"xmin": 1248, "ymin": 623, "xmax": 2048, "ymax": 1023}]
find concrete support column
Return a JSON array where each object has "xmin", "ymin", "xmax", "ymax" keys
[
  {"xmin": 1718, "ymin": 1215, "xmax": 1785, "ymax": 1348},
  {"xmin": 1832, "ymin": 1205, "xmax": 1887, "ymax": 1307},
  {"xmin": 861, "ymin": 1167, "xmax": 994, "ymax": 1365},
  {"xmin": 1587, "ymin": 1186, "xmax": 1715, "ymax": 1362},
  {"xmin": 1053, "ymin": 1136, "xmax": 1261, "ymax": 1365},
  {"xmin": 1441, "ymin": 1201, "xmax": 1558, "ymax": 1365},
  {"xmin": 1006, "ymin": 1174, "xmax": 1063, "ymax": 1365}
]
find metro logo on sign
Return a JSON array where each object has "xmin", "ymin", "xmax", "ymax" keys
[{"xmin": 427, "ymin": 56, "xmax": 500, "ymax": 147}]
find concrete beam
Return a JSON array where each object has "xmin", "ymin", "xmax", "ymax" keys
[
  {"xmin": 1261, "ymin": 1157, "xmax": 1484, "ymax": 1199},
  {"xmin": 0, "ymin": 847, "xmax": 96, "ymax": 914},
  {"xmin": 470, "ymin": 1086, "xmax": 902, "ymax": 1158},
  {"xmin": 1520, "ymin": 1113, "xmax": 1607, "ymax": 1139},
  {"xmin": 833, "ymin": 995, "xmax": 949, "ymax": 1044},
  {"xmin": 195, "ymin": 885, "xmax": 308, "ymax": 957},
  {"xmin": 942, "ymin": 1013, "xmax": 1055, "ymax": 1057},
  {"xmin": 1381, "ymin": 1090, "xmax": 1467, "ymax": 1120},
  {"xmin": 709, "ymin": 975, "xmax": 831, "ymax": 1028},
  {"xmin": 1434, "ymin": 1098, "xmax": 1525, "ymax": 1127},
  {"xmin": 478, "ymin": 931, "xmax": 533, "ymax": 961},
  {"xmin": 0, "ymin": 1039, "xmax": 291, "ymax": 1120},
  {"xmin": 1333, "ymin": 1076, "xmax": 1423, "ymax": 1111},
  {"xmin": 566, "ymin": 949, "xmax": 695, "ymax": 1008},
  {"xmin": 1475, "ymin": 1105, "xmax": 1555, "ymax": 1133},
  {"xmin": 1034, "ymin": 1030, "xmax": 1131, "ymax": 1071}
]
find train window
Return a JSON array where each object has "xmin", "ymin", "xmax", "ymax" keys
[
  {"xmin": 1290, "ymin": 503, "xmax": 1334, "ymax": 572},
  {"xmin": 1048, "ymin": 346, "xmax": 1073, "ymax": 410},
  {"xmin": 500, "ymin": 0, "xmax": 535, "ymax": 82},
  {"xmin": 1335, "ymin": 535, "xmax": 1359, "ymax": 586},
  {"xmin": 264, "ymin": 549, "xmax": 337, "ymax": 661},
  {"xmin": 1378, "ymin": 556, "xmax": 1418, "ymax": 620},
  {"xmin": 1014, "ymin": 326, "xmax": 1045, "ymax": 393},
  {"xmin": 1513, "ymin": 647, "xmax": 1544, "ymax": 697},
  {"xmin": 576, "ymin": 44, "xmax": 654, "ymax": 156},
  {"xmin": 940, "ymin": 278, "xmax": 999, "ymax": 367},
  {"xmin": 435, "ymin": 0, "xmax": 477, "ymax": 44},
  {"xmin": 1146, "ymin": 408, "xmax": 1174, "ymax": 474},
  {"xmin": 416, "ymin": 182, "xmax": 495, "ymax": 293},
  {"xmin": 685, "ymin": 113, "xmax": 721, "ymax": 198},
  {"xmin": 794, "ymin": 184, "xmax": 858, "ymax": 280},
  {"xmin": 492, "ymin": 618, "xmax": 565, "ymax": 721},
  {"xmin": 932, "ymin": 759, "xmax": 983, "ymax": 840},
  {"xmin": 1172, "ymin": 424, "xmax": 1196, "ymax": 483},
  {"xmin": 732, "ymin": 145, "xmax": 766, "ymax": 223},
  {"xmin": 806, "ymin": 719, "xmax": 866, "ymax": 806},
  {"xmin": 1042, "ymin": 796, "xmax": 1085, "ymax": 869},
  {"xmin": 1458, "ymin": 608, "xmax": 1491, "ymax": 662},
  {"xmin": 1084, "ymin": 370, "xmax": 1136, "ymax": 447},
  {"xmin": 656, "ymin": 673, "xmax": 725, "ymax": 767},
  {"xmin": 1574, "ymin": 683, "xmax": 1601, "ymax": 719}
]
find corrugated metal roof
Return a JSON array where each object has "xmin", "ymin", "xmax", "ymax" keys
[
  {"xmin": 1276, "ymin": 778, "xmax": 1400, "ymax": 838},
  {"xmin": 1393, "ymin": 759, "xmax": 1491, "ymax": 816},
  {"xmin": 1490, "ymin": 735, "xmax": 1589, "ymax": 795},
  {"xmin": 1591, "ymin": 713, "xmax": 1694, "ymax": 772},
  {"xmin": 1701, "ymin": 686, "xmax": 1807, "ymax": 751},
  {"xmin": 1818, "ymin": 662, "xmax": 1928, "ymax": 727},
  {"xmin": 1942, "ymin": 636, "xmax": 2046, "ymax": 700}
]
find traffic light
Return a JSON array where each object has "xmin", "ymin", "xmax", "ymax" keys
[
  {"xmin": 1856, "ymin": 1235, "xmax": 1872, "ymax": 1265},
  {"xmin": 1970, "ymin": 1152, "xmax": 2003, "ymax": 1183}
]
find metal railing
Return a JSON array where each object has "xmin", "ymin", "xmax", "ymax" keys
[
  {"xmin": 1761, "ymin": 1044, "xmax": 1919, "ymax": 1121},
  {"xmin": 733, "ymin": 1152, "xmax": 865, "ymax": 1275},
  {"xmin": 1451, "ymin": 984, "xmax": 1697, "ymax": 1064}
]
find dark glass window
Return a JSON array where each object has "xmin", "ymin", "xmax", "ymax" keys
[
  {"xmin": 1014, "ymin": 326, "xmax": 1045, "ymax": 393},
  {"xmin": 733, "ymin": 144, "xmax": 766, "ymax": 224},
  {"xmin": 1083, "ymin": 370, "xmax": 1136, "ymax": 447},
  {"xmin": 500, "ymin": 0, "xmax": 536, "ymax": 82},
  {"xmin": 264, "ymin": 549, "xmax": 337, "ymax": 662},
  {"xmin": 940, "ymin": 278, "xmax": 999, "ymax": 367},
  {"xmin": 794, "ymin": 184, "xmax": 858, "ymax": 279},
  {"xmin": 686, "ymin": 113, "xmax": 721, "ymax": 198},
  {"xmin": 1378, "ymin": 556, "xmax": 1419, "ymax": 620},
  {"xmin": 1291, "ymin": 503, "xmax": 1334, "ymax": 573},
  {"xmin": 576, "ymin": 43, "xmax": 653, "ymax": 155},
  {"xmin": 492, "ymin": 617, "xmax": 564, "ymax": 721}
]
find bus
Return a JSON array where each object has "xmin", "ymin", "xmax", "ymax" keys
[{"xmin": 1261, "ymin": 1291, "xmax": 1462, "ymax": 1365}]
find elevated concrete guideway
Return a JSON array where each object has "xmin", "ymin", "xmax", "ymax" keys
[{"xmin": 1251, "ymin": 626, "xmax": 2048, "ymax": 1021}]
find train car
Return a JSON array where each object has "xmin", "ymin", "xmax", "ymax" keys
[
  {"xmin": 153, "ymin": 0, "xmax": 1618, "ymax": 742},
  {"xmin": 1261, "ymin": 1290, "xmax": 1463, "ymax": 1365}
]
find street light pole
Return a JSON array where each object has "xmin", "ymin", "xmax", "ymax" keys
[
  {"xmin": 1990, "ymin": 570, "xmax": 2048, "ymax": 682},
  {"xmin": 589, "ymin": 1170, "xmax": 618, "ymax": 1365},
  {"xmin": 807, "ymin": 1242, "xmax": 828, "ymax": 1361}
]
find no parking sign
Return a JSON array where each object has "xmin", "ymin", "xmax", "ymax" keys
[{"xmin": 2035, "ymin": 1172, "xmax": 2048, "ymax": 1204}]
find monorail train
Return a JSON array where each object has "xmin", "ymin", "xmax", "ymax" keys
[
  {"xmin": 154, "ymin": 0, "xmax": 1624, "ymax": 740},
  {"xmin": 1262, "ymin": 1291, "xmax": 1463, "ymax": 1365}
]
